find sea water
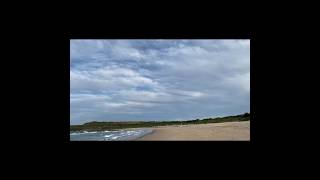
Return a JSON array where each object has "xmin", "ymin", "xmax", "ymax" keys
[{"xmin": 70, "ymin": 129, "xmax": 153, "ymax": 141}]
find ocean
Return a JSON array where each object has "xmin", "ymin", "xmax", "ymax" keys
[{"xmin": 70, "ymin": 129, "xmax": 153, "ymax": 141}]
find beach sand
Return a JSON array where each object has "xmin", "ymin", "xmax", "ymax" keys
[{"xmin": 137, "ymin": 121, "xmax": 250, "ymax": 141}]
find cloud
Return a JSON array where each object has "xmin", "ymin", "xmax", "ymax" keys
[
  {"xmin": 70, "ymin": 66, "xmax": 158, "ymax": 93},
  {"xmin": 70, "ymin": 39, "xmax": 250, "ymax": 124}
]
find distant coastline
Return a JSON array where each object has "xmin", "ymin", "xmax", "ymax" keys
[{"xmin": 70, "ymin": 113, "xmax": 250, "ymax": 132}]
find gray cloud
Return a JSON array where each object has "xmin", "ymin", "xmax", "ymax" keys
[{"xmin": 70, "ymin": 40, "xmax": 250, "ymax": 124}]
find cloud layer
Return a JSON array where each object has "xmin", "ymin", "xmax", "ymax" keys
[{"xmin": 70, "ymin": 40, "xmax": 250, "ymax": 124}]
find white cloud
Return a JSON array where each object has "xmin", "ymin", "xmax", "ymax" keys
[
  {"xmin": 225, "ymin": 72, "xmax": 250, "ymax": 93},
  {"xmin": 70, "ymin": 66, "xmax": 158, "ymax": 94},
  {"xmin": 70, "ymin": 40, "xmax": 250, "ymax": 124}
]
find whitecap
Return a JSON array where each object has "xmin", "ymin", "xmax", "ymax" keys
[{"xmin": 86, "ymin": 131, "xmax": 97, "ymax": 134}]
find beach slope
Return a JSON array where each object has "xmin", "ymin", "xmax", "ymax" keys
[{"xmin": 138, "ymin": 121, "xmax": 250, "ymax": 141}]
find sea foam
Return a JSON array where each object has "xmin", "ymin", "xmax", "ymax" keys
[{"xmin": 70, "ymin": 129, "xmax": 153, "ymax": 141}]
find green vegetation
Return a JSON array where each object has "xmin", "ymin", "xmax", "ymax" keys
[{"xmin": 70, "ymin": 113, "xmax": 250, "ymax": 132}]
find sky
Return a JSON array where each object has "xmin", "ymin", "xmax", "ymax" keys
[{"xmin": 70, "ymin": 39, "xmax": 250, "ymax": 125}]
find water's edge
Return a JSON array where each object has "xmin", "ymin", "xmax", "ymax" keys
[{"xmin": 70, "ymin": 128, "xmax": 153, "ymax": 141}]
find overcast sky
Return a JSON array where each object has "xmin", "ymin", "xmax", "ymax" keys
[{"xmin": 70, "ymin": 40, "xmax": 250, "ymax": 125}]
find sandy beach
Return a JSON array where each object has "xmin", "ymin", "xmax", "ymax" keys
[{"xmin": 137, "ymin": 121, "xmax": 250, "ymax": 141}]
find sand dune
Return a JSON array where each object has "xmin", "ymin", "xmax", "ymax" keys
[{"xmin": 137, "ymin": 121, "xmax": 250, "ymax": 141}]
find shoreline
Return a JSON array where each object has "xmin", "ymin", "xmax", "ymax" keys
[
  {"xmin": 136, "ymin": 121, "xmax": 250, "ymax": 141},
  {"xmin": 70, "ymin": 128, "xmax": 154, "ymax": 141}
]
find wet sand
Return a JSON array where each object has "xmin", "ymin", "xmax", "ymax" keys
[{"xmin": 137, "ymin": 121, "xmax": 250, "ymax": 141}]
